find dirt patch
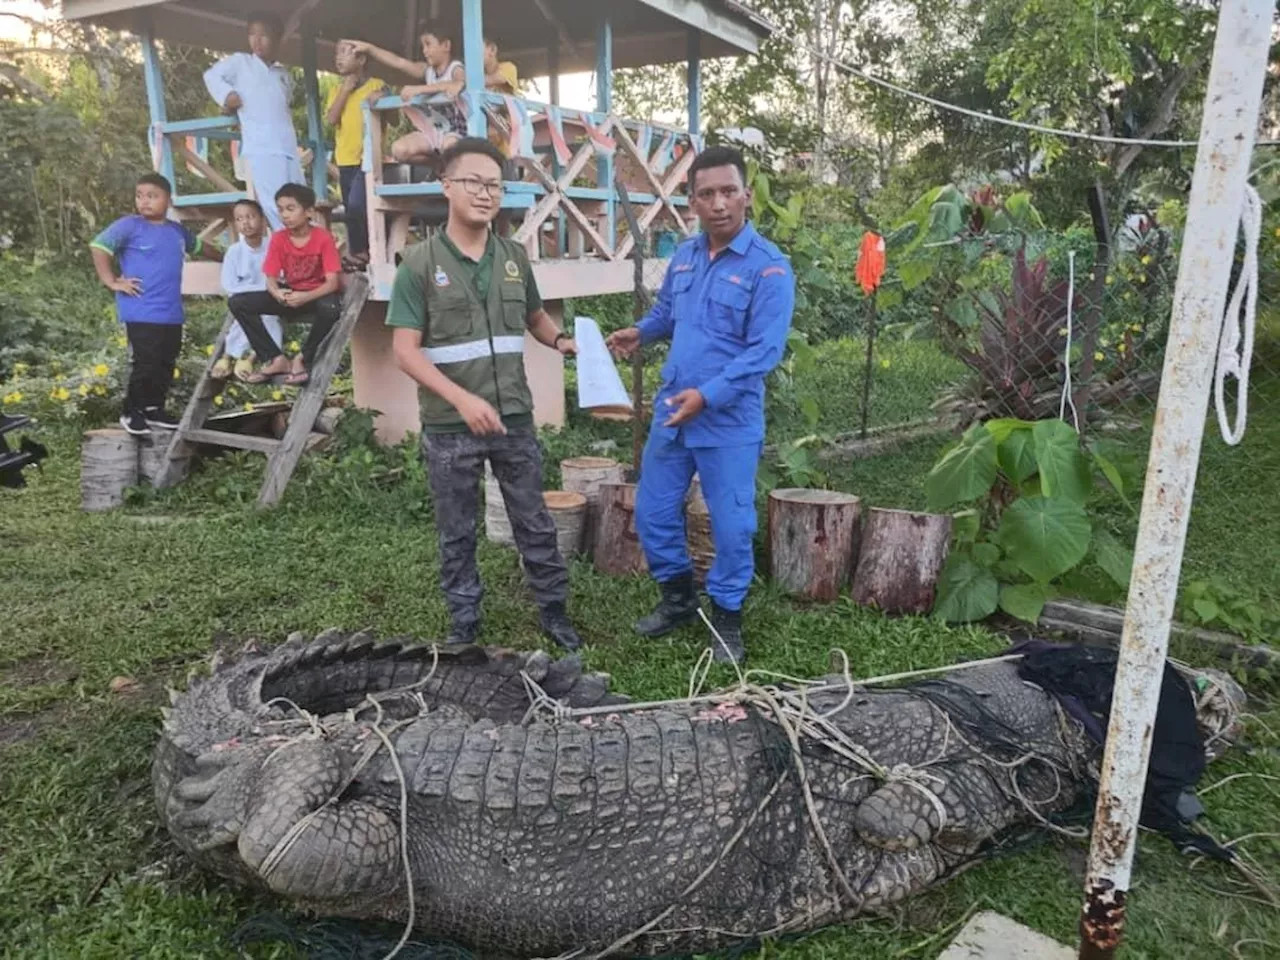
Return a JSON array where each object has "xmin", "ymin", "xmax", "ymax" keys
[
  {"xmin": 0, "ymin": 655, "xmax": 79, "ymax": 688},
  {"xmin": 0, "ymin": 701, "xmax": 76, "ymax": 749}
]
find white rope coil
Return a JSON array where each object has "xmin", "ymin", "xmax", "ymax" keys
[{"xmin": 1215, "ymin": 184, "xmax": 1261, "ymax": 446}]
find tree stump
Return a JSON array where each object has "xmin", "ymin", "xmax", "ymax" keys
[
  {"xmin": 544, "ymin": 490, "xmax": 588, "ymax": 558},
  {"xmin": 593, "ymin": 482, "xmax": 648, "ymax": 576},
  {"xmin": 767, "ymin": 489, "xmax": 862, "ymax": 601},
  {"xmin": 561, "ymin": 456, "xmax": 625, "ymax": 559},
  {"xmin": 687, "ymin": 496, "xmax": 714, "ymax": 586},
  {"xmin": 484, "ymin": 461, "xmax": 514, "ymax": 547},
  {"xmin": 851, "ymin": 508, "xmax": 953, "ymax": 614},
  {"xmin": 81, "ymin": 428, "xmax": 137, "ymax": 512}
]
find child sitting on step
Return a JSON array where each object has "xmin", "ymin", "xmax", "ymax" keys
[
  {"xmin": 228, "ymin": 184, "xmax": 342, "ymax": 387},
  {"xmin": 90, "ymin": 172, "xmax": 223, "ymax": 436},
  {"xmin": 213, "ymin": 198, "xmax": 283, "ymax": 380}
]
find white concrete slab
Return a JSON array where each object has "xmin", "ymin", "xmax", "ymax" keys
[{"xmin": 938, "ymin": 911, "xmax": 1074, "ymax": 960}]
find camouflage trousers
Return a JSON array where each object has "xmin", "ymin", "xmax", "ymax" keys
[{"xmin": 422, "ymin": 427, "xmax": 568, "ymax": 627}]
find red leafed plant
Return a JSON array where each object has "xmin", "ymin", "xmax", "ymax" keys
[{"xmin": 944, "ymin": 246, "xmax": 1074, "ymax": 420}]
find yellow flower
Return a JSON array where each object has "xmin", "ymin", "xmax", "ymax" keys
[
  {"xmin": 1094, "ymin": 351, "xmax": 1105, "ymax": 362},
  {"xmin": 271, "ymin": 389, "xmax": 284, "ymax": 401},
  {"xmin": 1137, "ymin": 274, "xmax": 1147, "ymax": 284},
  {"xmin": 244, "ymin": 402, "xmax": 256, "ymax": 413},
  {"xmin": 93, "ymin": 363, "xmax": 109, "ymax": 377},
  {"xmin": 214, "ymin": 395, "xmax": 225, "ymax": 407},
  {"xmin": 1105, "ymin": 275, "xmax": 1114, "ymax": 285},
  {"xmin": 93, "ymin": 385, "xmax": 107, "ymax": 396},
  {"xmin": 1100, "ymin": 338, "xmax": 1109, "ymax": 347},
  {"xmin": 12, "ymin": 362, "xmax": 28, "ymax": 376},
  {"xmin": 1140, "ymin": 255, "xmax": 1151, "ymax": 265},
  {"xmin": 54, "ymin": 373, "xmax": 65, "ymax": 382},
  {"xmin": 115, "ymin": 335, "xmax": 127, "ymax": 348},
  {"xmin": 205, "ymin": 345, "xmax": 215, "ymax": 356},
  {"xmin": 879, "ymin": 359, "xmax": 891, "ymax": 370},
  {"xmin": 1058, "ymin": 327, "xmax": 1068, "ymax": 337},
  {"xmin": 1118, "ymin": 342, "xmax": 1128, "ymax": 354},
  {"xmin": 173, "ymin": 367, "xmax": 181, "ymax": 380},
  {"xmin": 287, "ymin": 340, "xmax": 301, "ymax": 353},
  {"xmin": 1129, "ymin": 323, "xmax": 1143, "ymax": 333},
  {"xmin": 50, "ymin": 386, "xmax": 70, "ymax": 401},
  {"xmin": 78, "ymin": 383, "xmax": 90, "ymax": 397},
  {"xmin": 1, "ymin": 391, "xmax": 22, "ymax": 405}
]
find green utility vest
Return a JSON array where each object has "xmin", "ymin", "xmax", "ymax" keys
[{"xmin": 405, "ymin": 233, "xmax": 535, "ymax": 433}]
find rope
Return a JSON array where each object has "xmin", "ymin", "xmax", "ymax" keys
[
  {"xmin": 1214, "ymin": 184, "xmax": 1261, "ymax": 446},
  {"xmin": 793, "ymin": 39, "xmax": 1280, "ymax": 150},
  {"xmin": 1059, "ymin": 250, "xmax": 1080, "ymax": 431}
]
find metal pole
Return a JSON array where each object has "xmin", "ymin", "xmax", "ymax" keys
[{"xmin": 1077, "ymin": 1, "xmax": 1272, "ymax": 956}]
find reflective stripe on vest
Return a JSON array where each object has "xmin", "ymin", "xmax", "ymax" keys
[{"xmin": 423, "ymin": 334, "xmax": 525, "ymax": 366}]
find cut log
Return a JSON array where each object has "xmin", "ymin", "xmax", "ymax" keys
[
  {"xmin": 687, "ymin": 496, "xmax": 714, "ymax": 586},
  {"xmin": 593, "ymin": 482, "xmax": 648, "ymax": 576},
  {"xmin": 851, "ymin": 508, "xmax": 952, "ymax": 615},
  {"xmin": 561, "ymin": 456, "xmax": 625, "ymax": 559},
  {"xmin": 544, "ymin": 490, "xmax": 587, "ymax": 558},
  {"xmin": 81, "ymin": 428, "xmax": 137, "ymax": 512},
  {"xmin": 767, "ymin": 489, "xmax": 862, "ymax": 602},
  {"xmin": 484, "ymin": 461, "xmax": 514, "ymax": 547}
]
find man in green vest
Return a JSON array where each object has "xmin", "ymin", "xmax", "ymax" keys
[{"xmin": 387, "ymin": 137, "xmax": 583, "ymax": 651}]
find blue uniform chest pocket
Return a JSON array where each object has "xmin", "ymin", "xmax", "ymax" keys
[{"xmin": 706, "ymin": 277, "xmax": 752, "ymax": 341}]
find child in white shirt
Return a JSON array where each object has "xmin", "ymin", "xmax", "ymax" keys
[{"xmin": 213, "ymin": 199, "xmax": 283, "ymax": 380}]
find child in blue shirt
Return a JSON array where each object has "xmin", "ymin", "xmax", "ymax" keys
[{"xmin": 90, "ymin": 173, "xmax": 222, "ymax": 436}]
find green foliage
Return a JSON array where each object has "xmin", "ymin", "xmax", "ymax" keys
[
  {"xmin": 930, "ymin": 418, "xmax": 1136, "ymax": 624},
  {"xmin": 1178, "ymin": 578, "xmax": 1280, "ymax": 643}
]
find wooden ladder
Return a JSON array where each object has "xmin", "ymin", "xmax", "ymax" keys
[{"xmin": 154, "ymin": 274, "xmax": 370, "ymax": 508}]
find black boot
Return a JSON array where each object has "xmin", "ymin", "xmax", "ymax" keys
[
  {"xmin": 634, "ymin": 572, "xmax": 700, "ymax": 638},
  {"xmin": 540, "ymin": 602, "xmax": 583, "ymax": 651},
  {"xmin": 709, "ymin": 602, "xmax": 746, "ymax": 664},
  {"xmin": 445, "ymin": 619, "xmax": 480, "ymax": 646}
]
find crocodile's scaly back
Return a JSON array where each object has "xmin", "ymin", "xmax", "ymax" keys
[{"xmin": 154, "ymin": 632, "xmax": 1244, "ymax": 959}]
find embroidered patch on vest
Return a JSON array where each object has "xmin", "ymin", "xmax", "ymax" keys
[
  {"xmin": 434, "ymin": 267, "xmax": 450, "ymax": 287},
  {"xmin": 504, "ymin": 259, "xmax": 520, "ymax": 278}
]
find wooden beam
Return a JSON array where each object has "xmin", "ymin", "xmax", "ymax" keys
[
  {"xmin": 687, "ymin": 30, "xmax": 701, "ymax": 133},
  {"xmin": 301, "ymin": 25, "xmax": 328, "ymax": 201},
  {"xmin": 402, "ymin": 0, "xmax": 419, "ymax": 59},
  {"xmin": 532, "ymin": 0, "xmax": 578, "ymax": 59},
  {"xmin": 461, "ymin": 0, "xmax": 486, "ymax": 137},
  {"xmin": 138, "ymin": 12, "xmax": 174, "ymax": 186},
  {"xmin": 615, "ymin": 148, "xmax": 696, "ymax": 260},
  {"xmin": 171, "ymin": 138, "xmax": 238, "ymax": 193},
  {"xmin": 596, "ymin": 13, "xmax": 614, "ymax": 247}
]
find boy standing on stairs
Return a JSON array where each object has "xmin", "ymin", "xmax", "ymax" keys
[
  {"xmin": 326, "ymin": 41, "xmax": 385, "ymax": 270},
  {"xmin": 386, "ymin": 137, "xmax": 584, "ymax": 652},
  {"xmin": 90, "ymin": 172, "xmax": 223, "ymax": 437},
  {"xmin": 229, "ymin": 183, "xmax": 342, "ymax": 387}
]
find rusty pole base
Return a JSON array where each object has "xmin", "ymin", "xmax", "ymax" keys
[{"xmin": 1078, "ymin": 882, "xmax": 1125, "ymax": 960}]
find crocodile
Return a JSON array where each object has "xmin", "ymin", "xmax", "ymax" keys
[{"xmin": 154, "ymin": 631, "xmax": 1240, "ymax": 958}]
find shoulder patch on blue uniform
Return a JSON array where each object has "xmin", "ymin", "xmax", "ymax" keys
[{"xmin": 761, "ymin": 265, "xmax": 788, "ymax": 278}]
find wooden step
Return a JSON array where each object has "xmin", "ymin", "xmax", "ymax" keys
[{"xmin": 184, "ymin": 427, "xmax": 328, "ymax": 454}]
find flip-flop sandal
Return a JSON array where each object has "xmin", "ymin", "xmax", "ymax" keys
[{"xmin": 283, "ymin": 371, "xmax": 310, "ymax": 386}]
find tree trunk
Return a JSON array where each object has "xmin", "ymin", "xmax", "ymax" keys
[
  {"xmin": 687, "ymin": 496, "xmax": 714, "ymax": 586},
  {"xmin": 81, "ymin": 429, "xmax": 137, "ymax": 512},
  {"xmin": 593, "ymin": 482, "xmax": 648, "ymax": 576},
  {"xmin": 850, "ymin": 508, "xmax": 953, "ymax": 615},
  {"xmin": 767, "ymin": 489, "xmax": 862, "ymax": 602},
  {"xmin": 561, "ymin": 456, "xmax": 625, "ymax": 560}
]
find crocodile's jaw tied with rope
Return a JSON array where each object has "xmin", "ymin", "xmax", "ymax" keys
[{"xmin": 155, "ymin": 631, "xmax": 1242, "ymax": 959}]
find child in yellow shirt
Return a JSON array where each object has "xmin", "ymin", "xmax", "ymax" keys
[{"xmin": 326, "ymin": 41, "xmax": 386, "ymax": 268}]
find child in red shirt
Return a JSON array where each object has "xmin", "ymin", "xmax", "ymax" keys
[{"xmin": 230, "ymin": 183, "xmax": 342, "ymax": 385}]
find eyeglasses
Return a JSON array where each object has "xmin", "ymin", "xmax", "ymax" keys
[{"xmin": 445, "ymin": 176, "xmax": 504, "ymax": 198}]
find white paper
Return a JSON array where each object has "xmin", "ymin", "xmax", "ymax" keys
[{"xmin": 574, "ymin": 316, "xmax": 633, "ymax": 409}]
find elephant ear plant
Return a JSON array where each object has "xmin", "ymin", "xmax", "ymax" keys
[{"xmin": 928, "ymin": 417, "xmax": 1138, "ymax": 624}]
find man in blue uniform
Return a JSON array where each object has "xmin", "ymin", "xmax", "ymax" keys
[{"xmin": 606, "ymin": 146, "xmax": 795, "ymax": 664}]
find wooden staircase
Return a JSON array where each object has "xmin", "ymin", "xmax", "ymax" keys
[{"xmin": 154, "ymin": 274, "xmax": 370, "ymax": 508}]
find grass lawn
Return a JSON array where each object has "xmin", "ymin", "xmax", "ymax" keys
[{"xmin": 3, "ymin": 404, "xmax": 1279, "ymax": 959}]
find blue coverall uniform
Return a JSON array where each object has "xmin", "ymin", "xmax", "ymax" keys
[{"xmin": 634, "ymin": 222, "xmax": 796, "ymax": 611}]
